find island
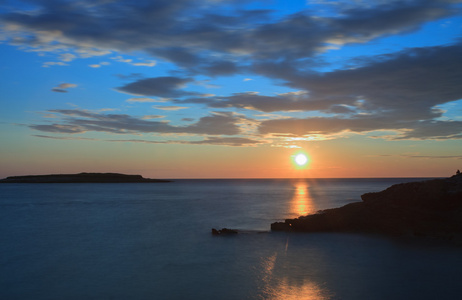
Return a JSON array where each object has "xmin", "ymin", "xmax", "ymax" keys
[
  {"xmin": 0, "ymin": 172, "xmax": 171, "ymax": 183},
  {"xmin": 271, "ymin": 173, "xmax": 462, "ymax": 243}
]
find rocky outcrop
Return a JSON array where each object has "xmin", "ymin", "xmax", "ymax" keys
[
  {"xmin": 271, "ymin": 174, "xmax": 462, "ymax": 242},
  {"xmin": 0, "ymin": 172, "xmax": 171, "ymax": 183},
  {"xmin": 212, "ymin": 228, "xmax": 239, "ymax": 235}
]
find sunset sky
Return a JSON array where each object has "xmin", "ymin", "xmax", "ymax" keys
[{"xmin": 1, "ymin": 0, "xmax": 462, "ymax": 179}]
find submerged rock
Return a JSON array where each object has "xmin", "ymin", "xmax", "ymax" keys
[
  {"xmin": 211, "ymin": 228, "xmax": 239, "ymax": 235},
  {"xmin": 271, "ymin": 173, "xmax": 462, "ymax": 243}
]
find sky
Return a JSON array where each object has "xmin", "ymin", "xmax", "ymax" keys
[{"xmin": 0, "ymin": 0, "xmax": 462, "ymax": 179}]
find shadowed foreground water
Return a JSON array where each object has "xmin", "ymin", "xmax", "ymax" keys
[{"xmin": 1, "ymin": 179, "xmax": 461, "ymax": 299}]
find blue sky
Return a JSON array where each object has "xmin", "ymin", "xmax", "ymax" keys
[{"xmin": 1, "ymin": 0, "xmax": 462, "ymax": 178}]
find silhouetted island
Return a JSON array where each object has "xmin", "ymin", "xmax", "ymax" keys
[
  {"xmin": 272, "ymin": 173, "xmax": 462, "ymax": 243},
  {"xmin": 0, "ymin": 172, "xmax": 170, "ymax": 183}
]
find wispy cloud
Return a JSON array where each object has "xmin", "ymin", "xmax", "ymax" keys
[
  {"xmin": 153, "ymin": 106, "xmax": 189, "ymax": 111},
  {"xmin": 33, "ymin": 134, "xmax": 263, "ymax": 147},
  {"xmin": 111, "ymin": 56, "xmax": 156, "ymax": 67},
  {"xmin": 51, "ymin": 83, "xmax": 78, "ymax": 93},
  {"xmin": 43, "ymin": 62, "xmax": 68, "ymax": 68},
  {"xmin": 141, "ymin": 115, "xmax": 165, "ymax": 120},
  {"xmin": 126, "ymin": 98, "xmax": 158, "ymax": 103},
  {"xmin": 29, "ymin": 109, "xmax": 245, "ymax": 136},
  {"xmin": 89, "ymin": 62, "xmax": 110, "ymax": 68},
  {"xmin": 370, "ymin": 154, "xmax": 462, "ymax": 160}
]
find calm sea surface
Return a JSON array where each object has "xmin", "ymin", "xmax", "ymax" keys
[{"xmin": 1, "ymin": 178, "xmax": 461, "ymax": 299}]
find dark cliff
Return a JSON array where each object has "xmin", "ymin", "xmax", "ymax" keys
[
  {"xmin": 271, "ymin": 174, "xmax": 462, "ymax": 242},
  {"xmin": 0, "ymin": 172, "xmax": 170, "ymax": 183}
]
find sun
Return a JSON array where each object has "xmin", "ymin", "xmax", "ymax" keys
[
  {"xmin": 295, "ymin": 154, "xmax": 308, "ymax": 166},
  {"xmin": 291, "ymin": 151, "xmax": 310, "ymax": 170}
]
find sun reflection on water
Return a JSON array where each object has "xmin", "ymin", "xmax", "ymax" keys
[
  {"xmin": 257, "ymin": 180, "xmax": 330, "ymax": 300},
  {"xmin": 267, "ymin": 279, "xmax": 330, "ymax": 300},
  {"xmin": 290, "ymin": 180, "xmax": 315, "ymax": 217},
  {"xmin": 260, "ymin": 253, "xmax": 331, "ymax": 300}
]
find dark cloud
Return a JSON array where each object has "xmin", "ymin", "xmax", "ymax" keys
[
  {"xmin": 393, "ymin": 120, "xmax": 462, "ymax": 140},
  {"xmin": 287, "ymin": 43, "xmax": 462, "ymax": 118},
  {"xmin": 185, "ymin": 42, "xmax": 462, "ymax": 118},
  {"xmin": 258, "ymin": 116, "xmax": 403, "ymax": 136},
  {"xmin": 29, "ymin": 109, "xmax": 243, "ymax": 136},
  {"xmin": 3, "ymin": 0, "xmax": 462, "ymax": 142},
  {"xmin": 30, "ymin": 124, "xmax": 84, "ymax": 133},
  {"xmin": 202, "ymin": 60, "xmax": 239, "ymax": 76},
  {"xmin": 258, "ymin": 116, "xmax": 462, "ymax": 140},
  {"xmin": 116, "ymin": 76, "xmax": 193, "ymax": 97},
  {"xmin": 251, "ymin": 43, "xmax": 462, "ymax": 140},
  {"xmin": 1, "ymin": 0, "xmax": 459, "ymax": 71},
  {"xmin": 181, "ymin": 91, "xmax": 347, "ymax": 112},
  {"xmin": 148, "ymin": 47, "xmax": 201, "ymax": 69}
]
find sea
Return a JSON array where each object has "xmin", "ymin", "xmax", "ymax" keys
[{"xmin": 1, "ymin": 178, "xmax": 462, "ymax": 300}]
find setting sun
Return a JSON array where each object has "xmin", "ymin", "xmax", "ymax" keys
[
  {"xmin": 292, "ymin": 152, "xmax": 310, "ymax": 170},
  {"xmin": 295, "ymin": 154, "xmax": 308, "ymax": 166}
]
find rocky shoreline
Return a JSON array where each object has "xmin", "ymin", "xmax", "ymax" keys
[
  {"xmin": 0, "ymin": 172, "xmax": 171, "ymax": 183},
  {"xmin": 271, "ymin": 173, "xmax": 462, "ymax": 243}
]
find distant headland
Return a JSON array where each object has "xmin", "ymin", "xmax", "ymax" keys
[
  {"xmin": 272, "ymin": 172, "xmax": 462, "ymax": 244},
  {"xmin": 0, "ymin": 172, "xmax": 171, "ymax": 183}
]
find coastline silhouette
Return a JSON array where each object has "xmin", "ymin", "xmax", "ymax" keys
[{"xmin": 0, "ymin": 172, "xmax": 170, "ymax": 183}]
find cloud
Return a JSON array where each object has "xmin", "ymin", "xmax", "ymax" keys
[
  {"xmin": 182, "ymin": 41, "xmax": 462, "ymax": 124},
  {"xmin": 182, "ymin": 90, "xmax": 331, "ymax": 112},
  {"xmin": 251, "ymin": 43, "xmax": 462, "ymax": 140},
  {"xmin": 89, "ymin": 61, "xmax": 111, "ymax": 68},
  {"xmin": 29, "ymin": 109, "xmax": 243, "ymax": 136},
  {"xmin": 258, "ymin": 116, "xmax": 462, "ymax": 140},
  {"xmin": 258, "ymin": 116, "xmax": 396, "ymax": 136},
  {"xmin": 202, "ymin": 60, "xmax": 238, "ymax": 76},
  {"xmin": 3, "ymin": 0, "xmax": 462, "ymax": 142},
  {"xmin": 33, "ymin": 134, "xmax": 262, "ymax": 147},
  {"xmin": 51, "ymin": 83, "xmax": 78, "ymax": 93},
  {"xmin": 153, "ymin": 106, "xmax": 189, "ymax": 111},
  {"xmin": 43, "ymin": 62, "xmax": 68, "ymax": 68},
  {"xmin": 116, "ymin": 76, "xmax": 194, "ymax": 97},
  {"xmin": 141, "ymin": 115, "xmax": 165, "ymax": 120},
  {"xmin": 109, "ymin": 137, "xmax": 262, "ymax": 146},
  {"xmin": 392, "ymin": 120, "xmax": 462, "ymax": 140},
  {"xmin": 32, "ymin": 135, "xmax": 97, "ymax": 141},
  {"xmin": 186, "ymin": 137, "xmax": 263, "ymax": 146},
  {"xmin": 31, "ymin": 124, "xmax": 84, "ymax": 133},
  {"xmin": 59, "ymin": 53, "xmax": 77, "ymax": 62},
  {"xmin": 111, "ymin": 56, "xmax": 156, "ymax": 67},
  {"xmin": 398, "ymin": 154, "xmax": 462, "ymax": 159},
  {"xmin": 131, "ymin": 61, "xmax": 156, "ymax": 67},
  {"xmin": 1, "ymin": 0, "xmax": 458, "ymax": 73},
  {"xmin": 126, "ymin": 97, "xmax": 157, "ymax": 103}
]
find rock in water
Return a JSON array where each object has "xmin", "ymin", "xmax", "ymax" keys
[
  {"xmin": 211, "ymin": 228, "xmax": 238, "ymax": 235},
  {"xmin": 271, "ymin": 174, "xmax": 462, "ymax": 243},
  {"xmin": 0, "ymin": 172, "xmax": 170, "ymax": 183}
]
